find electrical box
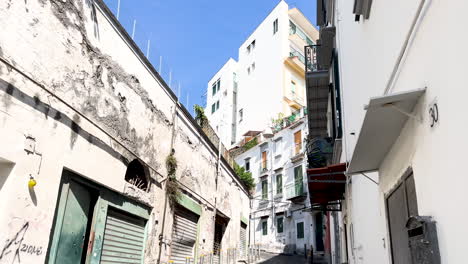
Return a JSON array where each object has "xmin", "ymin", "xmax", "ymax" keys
[{"xmin": 406, "ymin": 216, "xmax": 441, "ymax": 264}]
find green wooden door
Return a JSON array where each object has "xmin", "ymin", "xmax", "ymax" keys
[
  {"xmin": 294, "ymin": 166, "xmax": 303, "ymax": 196},
  {"xmin": 53, "ymin": 181, "xmax": 92, "ymax": 264}
]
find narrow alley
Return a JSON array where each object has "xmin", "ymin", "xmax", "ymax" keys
[{"xmin": 0, "ymin": 0, "xmax": 465, "ymax": 263}]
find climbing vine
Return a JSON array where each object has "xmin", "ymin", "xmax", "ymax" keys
[{"xmin": 166, "ymin": 153, "xmax": 181, "ymax": 209}]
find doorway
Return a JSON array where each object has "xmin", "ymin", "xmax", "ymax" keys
[
  {"xmin": 315, "ymin": 213, "xmax": 324, "ymax": 251},
  {"xmin": 386, "ymin": 173, "xmax": 418, "ymax": 264}
]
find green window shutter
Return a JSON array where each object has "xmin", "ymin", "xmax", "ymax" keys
[
  {"xmin": 277, "ymin": 217, "xmax": 283, "ymax": 233},
  {"xmin": 297, "ymin": 222, "xmax": 304, "ymax": 239},
  {"xmin": 262, "ymin": 221, "xmax": 268, "ymax": 235},
  {"xmin": 212, "ymin": 84, "xmax": 216, "ymax": 96},
  {"xmin": 212, "ymin": 104, "xmax": 215, "ymax": 113},
  {"xmin": 294, "ymin": 166, "xmax": 304, "ymax": 195},
  {"xmin": 276, "ymin": 174, "xmax": 282, "ymax": 194},
  {"xmin": 262, "ymin": 180, "xmax": 268, "ymax": 199}
]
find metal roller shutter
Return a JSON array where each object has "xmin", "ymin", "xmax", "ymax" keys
[
  {"xmin": 171, "ymin": 206, "xmax": 199, "ymax": 264},
  {"xmin": 100, "ymin": 208, "xmax": 146, "ymax": 264},
  {"xmin": 239, "ymin": 223, "xmax": 247, "ymax": 258}
]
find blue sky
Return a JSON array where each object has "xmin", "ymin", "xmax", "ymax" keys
[{"xmin": 103, "ymin": 0, "xmax": 317, "ymax": 115}]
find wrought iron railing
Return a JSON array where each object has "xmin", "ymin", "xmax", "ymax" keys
[
  {"xmin": 305, "ymin": 45, "xmax": 321, "ymax": 73},
  {"xmin": 285, "ymin": 181, "xmax": 306, "ymax": 199}
]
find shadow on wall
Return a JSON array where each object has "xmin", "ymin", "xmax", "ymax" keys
[{"xmin": 0, "ymin": 79, "xmax": 131, "ymax": 166}]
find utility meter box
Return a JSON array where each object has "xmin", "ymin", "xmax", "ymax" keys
[{"xmin": 406, "ymin": 216, "xmax": 441, "ymax": 264}]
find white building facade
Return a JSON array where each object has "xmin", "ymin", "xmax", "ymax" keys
[
  {"xmin": 233, "ymin": 116, "xmax": 324, "ymax": 255},
  {"xmin": 206, "ymin": 1, "xmax": 319, "ymax": 148},
  {"xmin": 309, "ymin": 0, "xmax": 468, "ymax": 263}
]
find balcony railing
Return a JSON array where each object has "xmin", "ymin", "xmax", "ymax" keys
[
  {"xmin": 259, "ymin": 160, "xmax": 269, "ymax": 175},
  {"xmin": 289, "ymin": 50, "xmax": 306, "ymax": 65},
  {"xmin": 285, "ymin": 182, "xmax": 306, "ymax": 200},
  {"xmin": 305, "ymin": 45, "xmax": 320, "ymax": 73}
]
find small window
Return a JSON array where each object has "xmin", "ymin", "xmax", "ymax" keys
[
  {"xmin": 125, "ymin": 159, "xmax": 149, "ymax": 191},
  {"xmin": 245, "ymin": 159, "xmax": 250, "ymax": 172},
  {"xmin": 261, "ymin": 179, "xmax": 268, "ymax": 200},
  {"xmin": 274, "ymin": 138, "xmax": 282, "ymax": 155},
  {"xmin": 239, "ymin": 109, "xmax": 243, "ymax": 122},
  {"xmin": 216, "ymin": 100, "xmax": 220, "ymax": 110},
  {"xmin": 276, "ymin": 174, "xmax": 282, "ymax": 194},
  {"xmin": 247, "ymin": 45, "xmax": 251, "ymax": 54},
  {"xmin": 297, "ymin": 222, "xmax": 304, "ymax": 238},
  {"xmin": 262, "ymin": 220, "xmax": 268, "ymax": 235},
  {"xmin": 217, "ymin": 79, "xmax": 221, "ymax": 92},
  {"xmin": 212, "ymin": 83, "xmax": 217, "ymax": 96},
  {"xmin": 211, "ymin": 103, "xmax": 216, "ymax": 114},
  {"xmin": 291, "ymin": 80, "xmax": 296, "ymax": 94},
  {"xmin": 277, "ymin": 216, "xmax": 284, "ymax": 233},
  {"xmin": 251, "ymin": 40, "xmax": 256, "ymax": 50},
  {"xmin": 252, "ymin": 62, "xmax": 256, "ymax": 71},
  {"xmin": 273, "ymin": 19, "xmax": 278, "ymax": 34},
  {"xmin": 247, "ymin": 67, "xmax": 251, "ymax": 75}
]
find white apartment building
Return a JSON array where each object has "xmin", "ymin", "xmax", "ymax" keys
[
  {"xmin": 233, "ymin": 116, "xmax": 324, "ymax": 255},
  {"xmin": 206, "ymin": 0, "xmax": 319, "ymax": 148},
  {"xmin": 308, "ymin": 0, "xmax": 468, "ymax": 263}
]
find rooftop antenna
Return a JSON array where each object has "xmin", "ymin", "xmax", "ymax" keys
[
  {"xmin": 169, "ymin": 69, "xmax": 172, "ymax": 89},
  {"xmin": 177, "ymin": 82, "xmax": 181, "ymax": 99},
  {"xmin": 146, "ymin": 34, "xmax": 151, "ymax": 58},
  {"xmin": 131, "ymin": 19, "xmax": 136, "ymax": 39},
  {"xmin": 116, "ymin": 0, "xmax": 121, "ymax": 19}
]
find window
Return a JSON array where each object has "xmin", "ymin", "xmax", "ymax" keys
[
  {"xmin": 294, "ymin": 130, "xmax": 302, "ymax": 155},
  {"xmin": 247, "ymin": 45, "xmax": 251, "ymax": 54},
  {"xmin": 247, "ymin": 67, "xmax": 251, "ymax": 75},
  {"xmin": 212, "ymin": 78, "xmax": 220, "ymax": 96},
  {"xmin": 262, "ymin": 220, "xmax": 268, "ymax": 235},
  {"xmin": 294, "ymin": 165, "xmax": 304, "ymax": 195},
  {"xmin": 289, "ymin": 20, "xmax": 297, "ymax": 35},
  {"xmin": 276, "ymin": 174, "xmax": 282, "ymax": 194},
  {"xmin": 297, "ymin": 222, "xmax": 304, "ymax": 238},
  {"xmin": 239, "ymin": 109, "xmax": 243, "ymax": 122},
  {"xmin": 251, "ymin": 40, "xmax": 256, "ymax": 50},
  {"xmin": 252, "ymin": 62, "xmax": 256, "ymax": 71},
  {"xmin": 273, "ymin": 19, "xmax": 278, "ymax": 34},
  {"xmin": 212, "ymin": 83, "xmax": 216, "ymax": 96},
  {"xmin": 261, "ymin": 151, "xmax": 267, "ymax": 170},
  {"xmin": 277, "ymin": 216, "xmax": 284, "ymax": 233},
  {"xmin": 261, "ymin": 179, "xmax": 268, "ymax": 199},
  {"xmin": 211, "ymin": 103, "xmax": 216, "ymax": 114},
  {"xmin": 291, "ymin": 80, "xmax": 296, "ymax": 94},
  {"xmin": 274, "ymin": 138, "xmax": 282, "ymax": 155},
  {"xmin": 245, "ymin": 159, "xmax": 250, "ymax": 172},
  {"xmin": 216, "ymin": 100, "xmax": 220, "ymax": 110}
]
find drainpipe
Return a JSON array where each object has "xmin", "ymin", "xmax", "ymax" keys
[
  {"xmin": 157, "ymin": 100, "xmax": 179, "ymax": 264},
  {"xmin": 384, "ymin": 0, "xmax": 431, "ymax": 95}
]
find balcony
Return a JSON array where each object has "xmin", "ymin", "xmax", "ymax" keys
[
  {"xmin": 259, "ymin": 160, "xmax": 269, "ymax": 176},
  {"xmin": 284, "ymin": 91, "xmax": 304, "ymax": 110},
  {"xmin": 291, "ymin": 143, "xmax": 304, "ymax": 163},
  {"xmin": 305, "ymin": 45, "xmax": 330, "ymax": 138},
  {"xmin": 285, "ymin": 182, "xmax": 307, "ymax": 203},
  {"xmin": 285, "ymin": 50, "xmax": 306, "ymax": 77}
]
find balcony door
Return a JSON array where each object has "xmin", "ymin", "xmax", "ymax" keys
[
  {"xmin": 294, "ymin": 130, "xmax": 302, "ymax": 155},
  {"xmin": 294, "ymin": 165, "xmax": 303, "ymax": 195}
]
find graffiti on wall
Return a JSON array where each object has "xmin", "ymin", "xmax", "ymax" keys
[{"xmin": 0, "ymin": 222, "xmax": 43, "ymax": 264}]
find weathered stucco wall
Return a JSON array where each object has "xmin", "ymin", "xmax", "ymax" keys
[{"xmin": 0, "ymin": 0, "xmax": 250, "ymax": 263}]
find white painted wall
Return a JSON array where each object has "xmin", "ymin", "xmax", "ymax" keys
[
  {"xmin": 334, "ymin": 0, "xmax": 468, "ymax": 263},
  {"xmin": 0, "ymin": 1, "xmax": 251, "ymax": 263},
  {"xmin": 206, "ymin": 1, "xmax": 318, "ymax": 147},
  {"xmin": 234, "ymin": 118, "xmax": 315, "ymax": 253}
]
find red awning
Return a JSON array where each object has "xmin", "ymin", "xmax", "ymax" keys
[{"xmin": 307, "ymin": 163, "xmax": 346, "ymax": 205}]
